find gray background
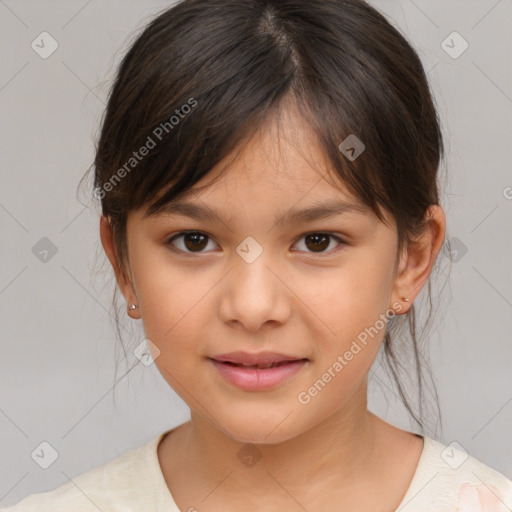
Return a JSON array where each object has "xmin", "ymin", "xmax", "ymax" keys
[{"xmin": 1, "ymin": 0, "xmax": 511, "ymax": 507}]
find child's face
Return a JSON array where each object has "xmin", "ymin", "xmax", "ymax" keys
[{"xmin": 121, "ymin": 109, "xmax": 405, "ymax": 444}]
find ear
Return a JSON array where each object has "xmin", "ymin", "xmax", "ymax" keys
[
  {"xmin": 99, "ymin": 216, "xmax": 140, "ymax": 319},
  {"xmin": 390, "ymin": 205, "xmax": 446, "ymax": 314}
]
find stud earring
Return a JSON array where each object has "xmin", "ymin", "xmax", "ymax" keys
[
  {"xmin": 128, "ymin": 304, "xmax": 138, "ymax": 310},
  {"xmin": 401, "ymin": 297, "xmax": 411, "ymax": 302}
]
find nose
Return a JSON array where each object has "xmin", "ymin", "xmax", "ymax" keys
[{"xmin": 219, "ymin": 251, "xmax": 291, "ymax": 333}]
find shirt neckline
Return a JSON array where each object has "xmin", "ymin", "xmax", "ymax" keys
[
  {"xmin": 149, "ymin": 428, "xmax": 433, "ymax": 511},
  {"xmin": 150, "ymin": 427, "xmax": 182, "ymax": 511},
  {"xmin": 393, "ymin": 434, "xmax": 436, "ymax": 511}
]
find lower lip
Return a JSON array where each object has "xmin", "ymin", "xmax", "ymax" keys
[{"xmin": 210, "ymin": 359, "xmax": 307, "ymax": 391}]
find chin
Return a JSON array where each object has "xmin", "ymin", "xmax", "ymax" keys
[{"xmin": 217, "ymin": 411, "xmax": 306, "ymax": 446}]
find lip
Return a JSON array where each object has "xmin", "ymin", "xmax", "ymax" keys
[
  {"xmin": 209, "ymin": 351, "xmax": 308, "ymax": 391},
  {"xmin": 211, "ymin": 351, "xmax": 306, "ymax": 366}
]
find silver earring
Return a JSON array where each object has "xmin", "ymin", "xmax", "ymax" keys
[
  {"xmin": 401, "ymin": 297, "xmax": 411, "ymax": 302},
  {"xmin": 128, "ymin": 304, "xmax": 138, "ymax": 310}
]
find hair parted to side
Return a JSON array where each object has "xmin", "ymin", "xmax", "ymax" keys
[{"xmin": 78, "ymin": 0, "xmax": 451, "ymax": 435}]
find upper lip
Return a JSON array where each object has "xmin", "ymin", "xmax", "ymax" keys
[{"xmin": 210, "ymin": 351, "xmax": 307, "ymax": 365}]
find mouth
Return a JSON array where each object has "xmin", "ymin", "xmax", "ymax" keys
[
  {"xmin": 210, "ymin": 351, "xmax": 308, "ymax": 366},
  {"xmin": 215, "ymin": 360, "xmax": 305, "ymax": 369},
  {"xmin": 208, "ymin": 352, "xmax": 309, "ymax": 391}
]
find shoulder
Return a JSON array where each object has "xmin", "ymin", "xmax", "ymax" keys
[
  {"xmin": 399, "ymin": 436, "xmax": 512, "ymax": 512},
  {"xmin": 0, "ymin": 433, "xmax": 166, "ymax": 512}
]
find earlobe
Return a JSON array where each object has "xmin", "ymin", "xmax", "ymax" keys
[{"xmin": 390, "ymin": 205, "xmax": 446, "ymax": 313}]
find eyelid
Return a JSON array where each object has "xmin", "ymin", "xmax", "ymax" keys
[{"xmin": 165, "ymin": 230, "xmax": 347, "ymax": 256}]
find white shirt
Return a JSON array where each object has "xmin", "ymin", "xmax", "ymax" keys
[{"xmin": 2, "ymin": 428, "xmax": 512, "ymax": 511}]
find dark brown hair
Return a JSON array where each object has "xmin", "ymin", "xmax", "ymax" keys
[{"xmin": 79, "ymin": 0, "xmax": 449, "ymax": 435}]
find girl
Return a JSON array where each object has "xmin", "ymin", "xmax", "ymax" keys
[{"xmin": 3, "ymin": 0, "xmax": 511, "ymax": 510}]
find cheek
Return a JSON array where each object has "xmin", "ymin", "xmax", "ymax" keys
[
  {"xmin": 131, "ymin": 259, "xmax": 218, "ymax": 368},
  {"xmin": 294, "ymin": 258, "xmax": 394, "ymax": 395},
  {"xmin": 296, "ymin": 257, "xmax": 393, "ymax": 339},
  {"xmin": 130, "ymin": 248, "xmax": 199, "ymax": 329}
]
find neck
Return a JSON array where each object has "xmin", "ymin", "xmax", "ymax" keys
[{"xmin": 167, "ymin": 383, "xmax": 379, "ymax": 496}]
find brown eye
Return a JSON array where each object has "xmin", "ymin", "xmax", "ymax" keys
[
  {"xmin": 167, "ymin": 232, "xmax": 216, "ymax": 253},
  {"xmin": 294, "ymin": 233, "xmax": 345, "ymax": 254},
  {"xmin": 184, "ymin": 233, "xmax": 208, "ymax": 251},
  {"xmin": 305, "ymin": 234, "xmax": 329, "ymax": 252}
]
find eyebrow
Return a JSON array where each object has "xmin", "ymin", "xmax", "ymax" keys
[{"xmin": 144, "ymin": 198, "xmax": 369, "ymax": 225}]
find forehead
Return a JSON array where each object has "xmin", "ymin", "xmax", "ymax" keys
[
  {"xmin": 149, "ymin": 107, "xmax": 361, "ymax": 211},
  {"xmin": 134, "ymin": 103, "xmax": 391, "ymax": 228},
  {"xmin": 220, "ymin": 104, "xmax": 338, "ymax": 189}
]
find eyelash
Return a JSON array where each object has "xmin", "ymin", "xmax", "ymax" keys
[{"xmin": 165, "ymin": 231, "xmax": 347, "ymax": 256}]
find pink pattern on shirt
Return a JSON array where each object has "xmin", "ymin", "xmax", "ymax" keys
[{"xmin": 457, "ymin": 483, "xmax": 508, "ymax": 512}]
